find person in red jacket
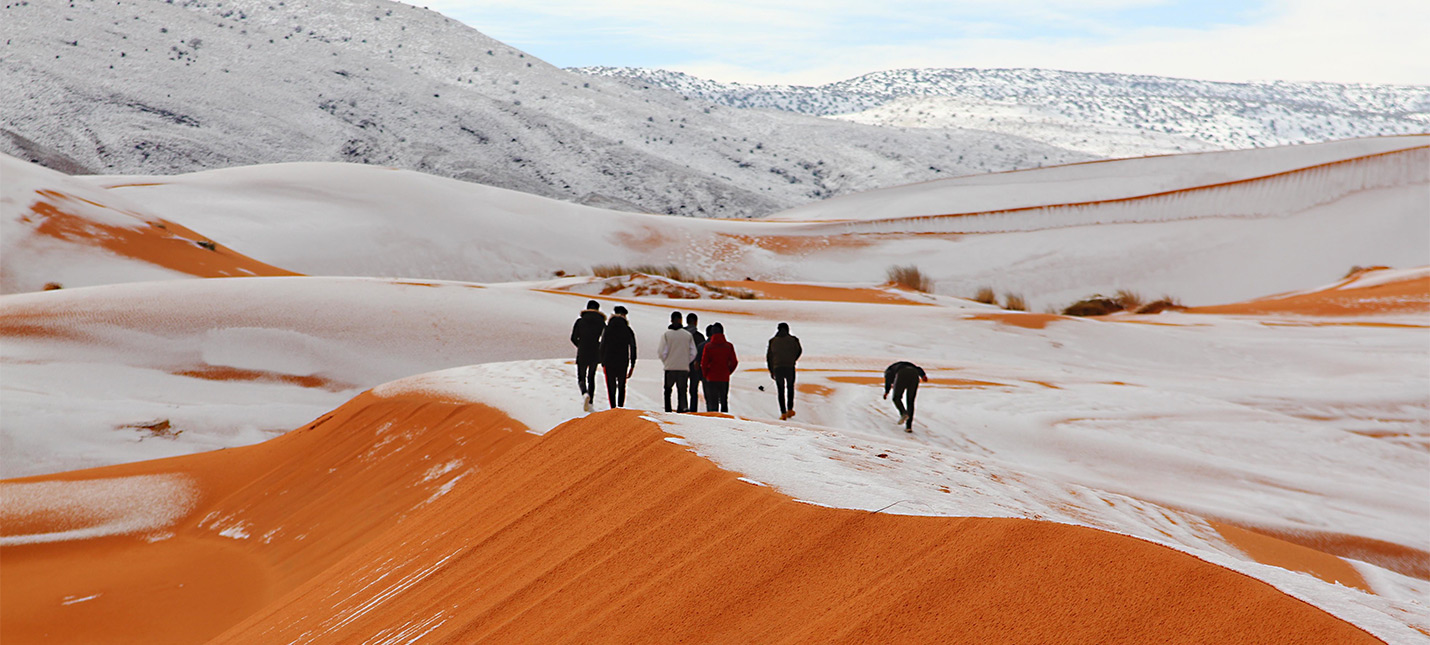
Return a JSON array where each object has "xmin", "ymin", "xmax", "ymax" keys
[{"xmin": 699, "ymin": 322, "xmax": 738, "ymax": 413}]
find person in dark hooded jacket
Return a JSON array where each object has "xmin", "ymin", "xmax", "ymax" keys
[
  {"xmin": 699, "ymin": 322, "xmax": 737, "ymax": 413},
  {"xmin": 766, "ymin": 322, "xmax": 802, "ymax": 420},
  {"xmin": 570, "ymin": 300, "xmax": 606, "ymax": 412},
  {"xmin": 883, "ymin": 361, "xmax": 929, "ymax": 432},
  {"xmin": 598, "ymin": 306, "xmax": 637, "ymax": 408}
]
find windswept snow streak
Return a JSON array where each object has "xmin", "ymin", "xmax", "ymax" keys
[{"xmin": 0, "ymin": 474, "xmax": 197, "ymax": 545}]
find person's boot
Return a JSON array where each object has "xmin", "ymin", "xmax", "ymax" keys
[
  {"xmin": 584, "ymin": 394, "xmax": 594, "ymax": 413},
  {"xmin": 897, "ymin": 414, "xmax": 909, "ymax": 426}
]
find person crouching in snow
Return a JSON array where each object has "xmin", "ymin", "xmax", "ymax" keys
[
  {"xmin": 884, "ymin": 361, "xmax": 928, "ymax": 432},
  {"xmin": 657, "ymin": 311, "xmax": 697, "ymax": 412},
  {"xmin": 699, "ymin": 322, "xmax": 738, "ymax": 413},
  {"xmin": 598, "ymin": 306, "xmax": 636, "ymax": 409},
  {"xmin": 570, "ymin": 300, "xmax": 606, "ymax": 412},
  {"xmin": 766, "ymin": 322, "xmax": 802, "ymax": 420}
]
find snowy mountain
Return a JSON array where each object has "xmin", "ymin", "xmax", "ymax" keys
[
  {"xmin": 572, "ymin": 67, "xmax": 1430, "ymax": 157},
  {"xmin": 0, "ymin": 0, "xmax": 1089, "ymax": 219}
]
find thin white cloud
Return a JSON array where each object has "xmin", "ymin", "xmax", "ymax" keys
[{"xmin": 421, "ymin": 0, "xmax": 1430, "ymax": 85}]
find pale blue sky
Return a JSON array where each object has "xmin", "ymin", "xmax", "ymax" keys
[{"xmin": 420, "ymin": 0, "xmax": 1428, "ymax": 86}]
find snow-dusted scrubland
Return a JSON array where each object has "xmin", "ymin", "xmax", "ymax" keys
[{"xmin": 578, "ymin": 66, "xmax": 1430, "ymax": 157}]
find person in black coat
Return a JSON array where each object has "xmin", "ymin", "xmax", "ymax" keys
[
  {"xmin": 684, "ymin": 312, "xmax": 706, "ymax": 412},
  {"xmin": 883, "ymin": 361, "xmax": 929, "ymax": 432},
  {"xmin": 598, "ymin": 306, "xmax": 637, "ymax": 408},
  {"xmin": 766, "ymin": 322, "xmax": 802, "ymax": 420},
  {"xmin": 570, "ymin": 300, "xmax": 606, "ymax": 411}
]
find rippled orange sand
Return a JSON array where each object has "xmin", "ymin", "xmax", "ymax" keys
[
  {"xmin": 1, "ymin": 392, "xmax": 533, "ymax": 644},
  {"xmin": 2, "ymin": 398, "xmax": 1381, "ymax": 644}
]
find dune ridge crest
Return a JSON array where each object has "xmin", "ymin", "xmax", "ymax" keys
[{"xmin": 204, "ymin": 407, "xmax": 1376, "ymax": 644}]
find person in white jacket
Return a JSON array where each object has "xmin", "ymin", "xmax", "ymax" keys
[{"xmin": 657, "ymin": 311, "xmax": 698, "ymax": 412}]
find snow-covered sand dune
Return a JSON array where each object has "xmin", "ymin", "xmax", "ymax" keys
[
  {"xmin": 2, "ymin": 140, "xmax": 1428, "ymax": 642},
  {"xmin": 58, "ymin": 135, "xmax": 1430, "ymax": 309},
  {"xmin": 0, "ymin": 396, "xmax": 1396, "ymax": 644},
  {"xmin": 3, "ymin": 266, "xmax": 1427, "ymax": 640},
  {"xmin": 0, "ymin": 154, "xmax": 296, "ymax": 294}
]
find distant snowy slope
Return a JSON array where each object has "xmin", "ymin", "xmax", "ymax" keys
[
  {"xmin": 575, "ymin": 67, "xmax": 1430, "ymax": 156},
  {"xmin": 0, "ymin": 0, "xmax": 1087, "ymax": 218},
  {"xmin": 766, "ymin": 136, "xmax": 1430, "ymax": 220}
]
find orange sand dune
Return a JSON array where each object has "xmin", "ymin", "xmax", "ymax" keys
[
  {"xmin": 1191, "ymin": 269, "xmax": 1430, "ymax": 316},
  {"xmin": 709, "ymin": 280, "xmax": 931, "ymax": 305},
  {"xmin": 4, "ymin": 399, "xmax": 1380, "ymax": 644},
  {"xmin": 23, "ymin": 189, "xmax": 298, "ymax": 279},
  {"xmin": 217, "ymin": 411, "xmax": 1371, "ymax": 644},
  {"xmin": 1, "ymin": 392, "xmax": 533, "ymax": 645}
]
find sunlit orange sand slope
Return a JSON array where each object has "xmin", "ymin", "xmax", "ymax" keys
[
  {"xmin": 3, "ymin": 394, "xmax": 1377, "ymax": 644},
  {"xmin": 1190, "ymin": 266, "xmax": 1430, "ymax": 316},
  {"xmin": 1, "ymin": 391, "xmax": 532, "ymax": 644}
]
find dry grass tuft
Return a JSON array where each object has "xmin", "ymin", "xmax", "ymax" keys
[
  {"xmin": 887, "ymin": 265, "xmax": 933, "ymax": 293},
  {"xmin": 593, "ymin": 264, "xmax": 697, "ymax": 282},
  {"xmin": 1135, "ymin": 297, "xmax": 1187, "ymax": 314},
  {"xmin": 1062, "ymin": 296, "xmax": 1125, "ymax": 317},
  {"xmin": 972, "ymin": 285, "xmax": 997, "ymax": 304},
  {"xmin": 590, "ymin": 263, "xmax": 756, "ymax": 299},
  {"xmin": 1113, "ymin": 289, "xmax": 1144, "ymax": 311},
  {"xmin": 1002, "ymin": 292, "xmax": 1027, "ymax": 311}
]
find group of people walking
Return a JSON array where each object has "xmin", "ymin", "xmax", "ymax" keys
[
  {"xmin": 571, "ymin": 301, "xmax": 749, "ymax": 414},
  {"xmin": 656, "ymin": 311, "xmax": 740, "ymax": 413},
  {"xmin": 572, "ymin": 300, "xmax": 926, "ymax": 430}
]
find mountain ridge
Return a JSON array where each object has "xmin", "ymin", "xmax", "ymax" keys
[
  {"xmin": 572, "ymin": 66, "xmax": 1430, "ymax": 155},
  {"xmin": 0, "ymin": 0, "xmax": 1086, "ymax": 218}
]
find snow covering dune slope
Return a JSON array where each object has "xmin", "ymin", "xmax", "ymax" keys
[
  {"xmin": 766, "ymin": 135, "xmax": 1430, "ymax": 220},
  {"xmin": 82, "ymin": 137, "xmax": 1430, "ymax": 309},
  {"xmin": 0, "ymin": 153, "xmax": 296, "ymax": 294},
  {"xmin": 2, "ymin": 401, "xmax": 1390, "ymax": 644}
]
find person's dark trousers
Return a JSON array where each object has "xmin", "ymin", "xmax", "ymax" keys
[
  {"xmin": 705, "ymin": 381, "xmax": 729, "ymax": 413},
  {"xmin": 772, "ymin": 367, "xmax": 796, "ymax": 415},
  {"xmin": 577, "ymin": 361, "xmax": 598, "ymax": 399},
  {"xmin": 892, "ymin": 374, "xmax": 919, "ymax": 429},
  {"xmin": 688, "ymin": 372, "xmax": 702, "ymax": 412},
  {"xmin": 664, "ymin": 370, "xmax": 689, "ymax": 412},
  {"xmin": 604, "ymin": 366, "xmax": 627, "ymax": 408}
]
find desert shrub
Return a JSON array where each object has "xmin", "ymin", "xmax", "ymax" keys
[
  {"xmin": 1062, "ymin": 296, "xmax": 1124, "ymax": 317},
  {"xmin": 1002, "ymin": 292, "xmax": 1027, "ymax": 311},
  {"xmin": 886, "ymin": 265, "xmax": 933, "ymax": 292},
  {"xmin": 590, "ymin": 264, "xmax": 757, "ymax": 299},
  {"xmin": 972, "ymin": 285, "xmax": 997, "ymax": 304},
  {"xmin": 701, "ymin": 282, "xmax": 758, "ymax": 299},
  {"xmin": 1113, "ymin": 289, "xmax": 1144, "ymax": 311},
  {"xmin": 592, "ymin": 263, "xmax": 694, "ymax": 282},
  {"xmin": 1135, "ymin": 297, "xmax": 1186, "ymax": 314}
]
